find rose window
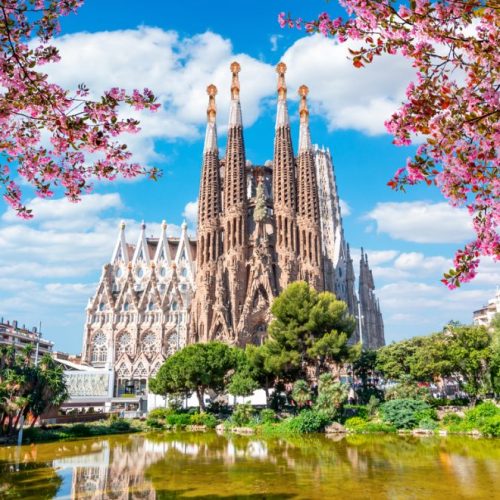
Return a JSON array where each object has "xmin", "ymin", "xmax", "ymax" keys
[
  {"xmin": 142, "ymin": 332, "xmax": 157, "ymax": 355},
  {"xmin": 117, "ymin": 333, "xmax": 132, "ymax": 355}
]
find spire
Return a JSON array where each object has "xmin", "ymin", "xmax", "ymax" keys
[
  {"xmin": 111, "ymin": 220, "xmax": 129, "ymax": 264},
  {"xmin": 132, "ymin": 221, "xmax": 150, "ymax": 264},
  {"xmin": 298, "ymin": 85, "xmax": 312, "ymax": 153},
  {"xmin": 154, "ymin": 220, "xmax": 171, "ymax": 264},
  {"xmin": 228, "ymin": 61, "xmax": 242, "ymax": 127},
  {"xmin": 224, "ymin": 60, "xmax": 247, "ymax": 212},
  {"xmin": 275, "ymin": 62, "xmax": 289, "ymax": 128},
  {"xmin": 204, "ymin": 84, "xmax": 218, "ymax": 153}
]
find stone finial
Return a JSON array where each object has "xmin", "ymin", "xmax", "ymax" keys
[
  {"xmin": 141, "ymin": 220, "xmax": 146, "ymax": 230},
  {"xmin": 276, "ymin": 62, "xmax": 287, "ymax": 99},
  {"xmin": 120, "ymin": 220, "xmax": 126, "ymax": 230},
  {"xmin": 207, "ymin": 84, "xmax": 217, "ymax": 122},
  {"xmin": 161, "ymin": 220, "xmax": 167, "ymax": 230},
  {"xmin": 298, "ymin": 85, "xmax": 309, "ymax": 120},
  {"xmin": 230, "ymin": 61, "xmax": 241, "ymax": 99}
]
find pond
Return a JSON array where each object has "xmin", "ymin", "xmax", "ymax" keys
[{"xmin": 0, "ymin": 432, "xmax": 499, "ymax": 499}]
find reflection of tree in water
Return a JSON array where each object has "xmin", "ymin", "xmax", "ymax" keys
[{"xmin": 0, "ymin": 459, "xmax": 62, "ymax": 499}]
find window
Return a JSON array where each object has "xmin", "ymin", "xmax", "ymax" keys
[
  {"xmin": 98, "ymin": 302, "xmax": 105, "ymax": 312},
  {"xmin": 123, "ymin": 302, "xmax": 129, "ymax": 312},
  {"xmin": 147, "ymin": 301, "xmax": 154, "ymax": 311},
  {"xmin": 171, "ymin": 301, "xmax": 178, "ymax": 311},
  {"xmin": 91, "ymin": 332, "xmax": 107, "ymax": 363},
  {"xmin": 116, "ymin": 268, "xmax": 123, "ymax": 278},
  {"xmin": 160, "ymin": 267, "xmax": 167, "ymax": 277},
  {"xmin": 117, "ymin": 333, "xmax": 131, "ymax": 355},
  {"xmin": 142, "ymin": 332, "xmax": 157, "ymax": 355},
  {"xmin": 137, "ymin": 267, "xmax": 144, "ymax": 278},
  {"xmin": 181, "ymin": 267, "xmax": 188, "ymax": 277}
]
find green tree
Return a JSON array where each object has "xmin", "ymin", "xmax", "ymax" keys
[
  {"xmin": 446, "ymin": 325, "xmax": 492, "ymax": 402},
  {"xmin": 265, "ymin": 281, "xmax": 356, "ymax": 380},
  {"xmin": 227, "ymin": 349, "xmax": 259, "ymax": 399},
  {"xmin": 150, "ymin": 342, "xmax": 236, "ymax": 411},
  {"xmin": 291, "ymin": 379, "xmax": 311, "ymax": 409},
  {"xmin": 314, "ymin": 373, "xmax": 349, "ymax": 420}
]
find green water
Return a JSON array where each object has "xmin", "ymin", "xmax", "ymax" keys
[{"xmin": 0, "ymin": 432, "xmax": 499, "ymax": 499}]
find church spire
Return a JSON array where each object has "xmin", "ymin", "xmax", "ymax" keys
[
  {"xmin": 298, "ymin": 85, "xmax": 312, "ymax": 153},
  {"xmin": 154, "ymin": 220, "xmax": 171, "ymax": 265},
  {"xmin": 132, "ymin": 221, "xmax": 150, "ymax": 264},
  {"xmin": 272, "ymin": 61, "xmax": 298, "ymax": 288},
  {"xmin": 275, "ymin": 61, "xmax": 289, "ymax": 128},
  {"xmin": 224, "ymin": 61, "xmax": 246, "ymax": 214},
  {"xmin": 111, "ymin": 220, "xmax": 129, "ymax": 264},
  {"xmin": 203, "ymin": 84, "xmax": 218, "ymax": 153}
]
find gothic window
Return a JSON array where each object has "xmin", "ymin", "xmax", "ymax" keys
[
  {"xmin": 167, "ymin": 332, "xmax": 179, "ymax": 356},
  {"xmin": 91, "ymin": 332, "xmax": 107, "ymax": 363},
  {"xmin": 160, "ymin": 267, "xmax": 167, "ymax": 277},
  {"xmin": 116, "ymin": 364, "xmax": 130, "ymax": 378},
  {"xmin": 147, "ymin": 301, "xmax": 154, "ymax": 311},
  {"xmin": 123, "ymin": 302, "xmax": 129, "ymax": 312},
  {"xmin": 98, "ymin": 302, "xmax": 105, "ymax": 312},
  {"xmin": 151, "ymin": 362, "xmax": 162, "ymax": 376},
  {"xmin": 142, "ymin": 332, "xmax": 157, "ymax": 355},
  {"xmin": 171, "ymin": 301, "xmax": 178, "ymax": 311},
  {"xmin": 116, "ymin": 268, "xmax": 123, "ymax": 278},
  {"xmin": 133, "ymin": 362, "xmax": 148, "ymax": 378},
  {"xmin": 117, "ymin": 333, "xmax": 132, "ymax": 355},
  {"xmin": 181, "ymin": 267, "xmax": 188, "ymax": 277},
  {"xmin": 137, "ymin": 267, "xmax": 144, "ymax": 278}
]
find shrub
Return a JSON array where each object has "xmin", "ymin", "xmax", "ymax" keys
[
  {"xmin": 109, "ymin": 419, "xmax": 131, "ymax": 432},
  {"xmin": 479, "ymin": 415, "xmax": 500, "ymax": 437},
  {"xmin": 260, "ymin": 409, "xmax": 277, "ymax": 424},
  {"xmin": 189, "ymin": 412, "xmax": 217, "ymax": 428},
  {"xmin": 165, "ymin": 413, "xmax": 191, "ymax": 427},
  {"xmin": 380, "ymin": 399, "xmax": 432, "ymax": 429},
  {"xmin": 366, "ymin": 395, "xmax": 381, "ymax": 416},
  {"xmin": 66, "ymin": 424, "xmax": 92, "ymax": 437},
  {"xmin": 343, "ymin": 405, "xmax": 368, "ymax": 420},
  {"xmin": 146, "ymin": 417, "xmax": 164, "ymax": 429},
  {"xmin": 231, "ymin": 402, "xmax": 254, "ymax": 427},
  {"xmin": 464, "ymin": 402, "xmax": 499, "ymax": 425},
  {"xmin": 418, "ymin": 417, "xmax": 438, "ymax": 430},
  {"xmin": 314, "ymin": 375, "xmax": 349, "ymax": 420},
  {"xmin": 148, "ymin": 408, "xmax": 175, "ymax": 420},
  {"xmin": 344, "ymin": 416, "xmax": 367, "ymax": 431},
  {"xmin": 286, "ymin": 410, "xmax": 330, "ymax": 434},
  {"xmin": 442, "ymin": 413, "xmax": 463, "ymax": 426},
  {"xmin": 385, "ymin": 382, "xmax": 431, "ymax": 402},
  {"xmin": 355, "ymin": 386, "xmax": 384, "ymax": 405}
]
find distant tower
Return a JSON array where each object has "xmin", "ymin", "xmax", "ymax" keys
[
  {"xmin": 191, "ymin": 84, "xmax": 223, "ymax": 343},
  {"xmin": 272, "ymin": 62, "xmax": 299, "ymax": 288},
  {"xmin": 359, "ymin": 249, "xmax": 385, "ymax": 348},
  {"xmin": 221, "ymin": 62, "xmax": 248, "ymax": 337},
  {"xmin": 296, "ymin": 85, "xmax": 322, "ymax": 290}
]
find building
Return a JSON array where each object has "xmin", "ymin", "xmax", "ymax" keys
[
  {"xmin": 473, "ymin": 289, "xmax": 500, "ymax": 326},
  {"xmin": 82, "ymin": 62, "xmax": 384, "ymax": 400},
  {"xmin": 0, "ymin": 318, "xmax": 53, "ymax": 358}
]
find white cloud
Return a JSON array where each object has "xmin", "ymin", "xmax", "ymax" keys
[
  {"xmin": 339, "ymin": 199, "xmax": 351, "ymax": 216},
  {"xmin": 281, "ymin": 34, "xmax": 414, "ymax": 135},
  {"xmin": 182, "ymin": 199, "xmax": 198, "ymax": 226},
  {"xmin": 365, "ymin": 201, "xmax": 474, "ymax": 243},
  {"xmin": 44, "ymin": 28, "xmax": 276, "ymax": 165},
  {"xmin": 270, "ymin": 34, "xmax": 283, "ymax": 52}
]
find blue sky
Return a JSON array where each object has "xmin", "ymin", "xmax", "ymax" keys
[{"xmin": 0, "ymin": 0, "xmax": 498, "ymax": 353}]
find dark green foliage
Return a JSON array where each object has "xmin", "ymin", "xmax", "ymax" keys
[
  {"xmin": 385, "ymin": 380, "xmax": 431, "ymax": 402},
  {"xmin": 313, "ymin": 373, "xmax": 348, "ymax": 420},
  {"xmin": 231, "ymin": 403, "xmax": 254, "ymax": 427},
  {"xmin": 291, "ymin": 379, "xmax": 311, "ymax": 408},
  {"xmin": 343, "ymin": 404, "xmax": 368, "ymax": 420},
  {"xmin": 150, "ymin": 341, "xmax": 237, "ymax": 410},
  {"xmin": 66, "ymin": 423, "xmax": 92, "ymax": 437},
  {"xmin": 285, "ymin": 410, "xmax": 330, "ymax": 433},
  {"xmin": 165, "ymin": 413, "xmax": 191, "ymax": 427},
  {"xmin": 259, "ymin": 409, "xmax": 277, "ymax": 424},
  {"xmin": 1, "ymin": 346, "xmax": 68, "ymax": 436},
  {"xmin": 380, "ymin": 399, "xmax": 434, "ymax": 429},
  {"xmin": 442, "ymin": 413, "xmax": 463, "ymax": 426},
  {"xmin": 109, "ymin": 419, "xmax": 131, "ymax": 432},
  {"xmin": 265, "ymin": 282, "xmax": 356, "ymax": 380}
]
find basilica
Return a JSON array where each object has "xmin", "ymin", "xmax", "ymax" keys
[{"xmin": 82, "ymin": 62, "xmax": 384, "ymax": 398}]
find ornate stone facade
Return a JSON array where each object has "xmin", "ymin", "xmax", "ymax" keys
[
  {"xmin": 189, "ymin": 62, "xmax": 385, "ymax": 349},
  {"xmin": 83, "ymin": 61, "xmax": 385, "ymax": 397},
  {"xmin": 82, "ymin": 221, "xmax": 195, "ymax": 396}
]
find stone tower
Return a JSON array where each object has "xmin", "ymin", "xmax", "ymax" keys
[{"xmin": 359, "ymin": 249, "xmax": 385, "ymax": 349}]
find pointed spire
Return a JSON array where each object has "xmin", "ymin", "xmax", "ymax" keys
[
  {"xmin": 132, "ymin": 221, "xmax": 150, "ymax": 264},
  {"xmin": 154, "ymin": 219, "xmax": 171, "ymax": 264},
  {"xmin": 111, "ymin": 220, "xmax": 129, "ymax": 264},
  {"xmin": 228, "ymin": 61, "xmax": 242, "ymax": 127},
  {"xmin": 275, "ymin": 62, "xmax": 289, "ymax": 128},
  {"xmin": 204, "ymin": 84, "xmax": 218, "ymax": 154},
  {"xmin": 298, "ymin": 85, "xmax": 312, "ymax": 153}
]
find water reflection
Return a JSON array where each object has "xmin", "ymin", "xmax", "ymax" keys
[{"xmin": 0, "ymin": 433, "xmax": 499, "ymax": 499}]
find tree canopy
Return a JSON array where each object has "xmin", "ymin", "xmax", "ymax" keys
[{"xmin": 149, "ymin": 342, "xmax": 237, "ymax": 410}]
